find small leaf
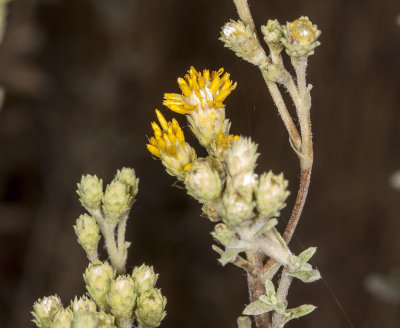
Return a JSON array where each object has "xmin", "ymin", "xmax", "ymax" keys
[
  {"xmin": 218, "ymin": 248, "xmax": 245, "ymax": 266},
  {"xmin": 272, "ymin": 228, "xmax": 288, "ymax": 249},
  {"xmin": 243, "ymin": 300, "xmax": 273, "ymax": 315},
  {"xmin": 264, "ymin": 279, "xmax": 276, "ymax": 297},
  {"xmin": 290, "ymin": 268, "xmax": 321, "ymax": 283},
  {"xmin": 282, "ymin": 304, "xmax": 317, "ymax": 324},
  {"xmin": 237, "ymin": 316, "xmax": 252, "ymax": 328},
  {"xmin": 254, "ymin": 219, "xmax": 278, "ymax": 237},
  {"xmin": 259, "ymin": 296, "xmax": 286, "ymax": 315},
  {"xmin": 298, "ymin": 247, "xmax": 317, "ymax": 263}
]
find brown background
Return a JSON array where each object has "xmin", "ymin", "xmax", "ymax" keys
[{"xmin": 1, "ymin": 0, "xmax": 400, "ymax": 327}]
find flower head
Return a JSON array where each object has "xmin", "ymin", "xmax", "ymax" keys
[
  {"xmin": 163, "ymin": 67, "xmax": 236, "ymax": 148},
  {"xmin": 147, "ymin": 109, "xmax": 196, "ymax": 179}
]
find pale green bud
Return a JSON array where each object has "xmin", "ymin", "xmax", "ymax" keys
[
  {"xmin": 96, "ymin": 311, "xmax": 116, "ymax": 328},
  {"xmin": 256, "ymin": 171, "xmax": 289, "ymax": 218},
  {"xmin": 50, "ymin": 307, "xmax": 73, "ymax": 328},
  {"xmin": 107, "ymin": 275, "xmax": 136, "ymax": 321},
  {"xmin": 211, "ymin": 223, "xmax": 237, "ymax": 246},
  {"xmin": 132, "ymin": 264, "xmax": 159, "ymax": 295},
  {"xmin": 84, "ymin": 261, "xmax": 115, "ymax": 311},
  {"xmin": 136, "ymin": 289, "xmax": 167, "ymax": 328},
  {"xmin": 220, "ymin": 20, "xmax": 267, "ymax": 66},
  {"xmin": 77, "ymin": 175, "xmax": 103, "ymax": 211},
  {"xmin": 115, "ymin": 167, "xmax": 139, "ymax": 203},
  {"xmin": 281, "ymin": 16, "xmax": 321, "ymax": 58},
  {"xmin": 185, "ymin": 160, "xmax": 222, "ymax": 203},
  {"xmin": 32, "ymin": 295, "xmax": 63, "ymax": 328},
  {"xmin": 71, "ymin": 313, "xmax": 99, "ymax": 328},
  {"xmin": 74, "ymin": 214, "xmax": 100, "ymax": 261},
  {"xmin": 70, "ymin": 295, "xmax": 97, "ymax": 314},
  {"xmin": 201, "ymin": 203, "xmax": 222, "ymax": 222},
  {"xmin": 226, "ymin": 137, "xmax": 259, "ymax": 176},
  {"xmin": 261, "ymin": 20, "xmax": 284, "ymax": 44},
  {"xmin": 222, "ymin": 189, "xmax": 255, "ymax": 228},
  {"xmin": 102, "ymin": 180, "xmax": 132, "ymax": 225}
]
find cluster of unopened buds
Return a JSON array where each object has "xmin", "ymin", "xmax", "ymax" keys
[{"xmin": 32, "ymin": 169, "xmax": 167, "ymax": 328}]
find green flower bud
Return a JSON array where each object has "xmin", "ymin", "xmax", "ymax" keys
[
  {"xmin": 71, "ymin": 313, "xmax": 99, "ymax": 328},
  {"xmin": 281, "ymin": 16, "xmax": 321, "ymax": 58},
  {"xmin": 261, "ymin": 19, "xmax": 284, "ymax": 45},
  {"xmin": 50, "ymin": 307, "xmax": 73, "ymax": 328},
  {"xmin": 115, "ymin": 167, "xmax": 139, "ymax": 203},
  {"xmin": 70, "ymin": 296, "xmax": 97, "ymax": 314},
  {"xmin": 221, "ymin": 189, "xmax": 255, "ymax": 228},
  {"xmin": 185, "ymin": 160, "xmax": 222, "ymax": 203},
  {"xmin": 136, "ymin": 289, "xmax": 167, "ymax": 328},
  {"xmin": 107, "ymin": 275, "xmax": 136, "ymax": 322},
  {"xmin": 77, "ymin": 175, "xmax": 103, "ymax": 211},
  {"xmin": 74, "ymin": 214, "xmax": 100, "ymax": 261},
  {"xmin": 32, "ymin": 295, "xmax": 63, "ymax": 328},
  {"xmin": 211, "ymin": 223, "xmax": 237, "ymax": 246},
  {"xmin": 102, "ymin": 180, "xmax": 132, "ymax": 225},
  {"xmin": 96, "ymin": 311, "xmax": 116, "ymax": 328},
  {"xmin": 220, "ymin": 20, "xmax": 267, "ymax": 66},
  {"xmin": 226, "ymin": 137, "xmax": 259, "ymax": 176},
  {"xmin": 256, "ymin": 171, "xmax": 289, "ymax": 218},
  {"xmin": 84, "ymin": 261, "xmax": 115, "ymax": 311},
  {"xmin": 132, "ymin": 264, "xmax": 159, "ymax": 295}
]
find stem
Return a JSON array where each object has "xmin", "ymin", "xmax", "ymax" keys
[
  {"xmin": 271, "ymin": 269, "xmax": 293, "ymax": 328},
  {"xmin": 213, "ymin": 245, "xmax": 256, "ymax": 273},
  {"xmin": 117, "ymin": 213, "xmax": 129, "ymax": 265},
  {"xmin": 102, "ymin": 222, "xmax": 125, "ymax": 274},
  {"xmin": 233, "ymin": 0, "xmax": 255, "ymax": 31}
]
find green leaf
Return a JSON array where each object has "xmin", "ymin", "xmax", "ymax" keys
[
  {"xmin": 282, "ymin": 304, "xmax": 317, "ymax": 324},
  {"xmin": 298, "ymin": 247, "xmax": 317, "ymax": 263},
  {"xmin": 218, "ymin": 248, "xmax": 245, "ymax": 266},
  {"xmin": 243, "ymin": 300, "xmax": 273, "ymax": 315},
  {"xmin": 254, "ymin": 218, "xmax": 278, "ymax": 237},
  {"xmin": 264, "ymin": 279, "xmax": 276, "ymax": 297},
  {"xmin": 272, "ymin": 228, "xmax": 288, "ymax": 249},
  {"xmin": 290, "ymin": 268, "xmax": 321, "ymax": 283}
]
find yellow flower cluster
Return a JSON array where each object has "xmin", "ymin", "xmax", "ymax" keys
[{"xmin": 147, "ymin": 109, "xmax": 196, "ymax": 179}]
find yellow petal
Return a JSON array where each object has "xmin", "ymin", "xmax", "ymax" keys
[
  {"xmin": 209, "ymin": 76, "xmax": 221, "ymax": 95},
  {"xmin": 147, "ymin": 144, "xmax": 161, "ymax": 158},
  {"xmin": 164, "ymin": 93, "xmax": 183, "ymax": 101},
  {"xmin": 215, "ymin": 89, "xmax": 231, "ymax": 103},
  {"xmin": 166, "ymin": 103, "xmax": 191, "ymax": 115},
  {"xmin": 156, "ymin": 109, "xmax": 168, "ymax": 131},
  {"xmin": 177, "ymin": 78, "xmax": 192, "ymax": 97}
]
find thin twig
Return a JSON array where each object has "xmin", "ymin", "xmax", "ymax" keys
[
  {"xmin": 271, "ymin": 269, "xmax": 293, "ymax": 328},
  {"xmin": 233, "ymin": 0, "xmax": 255, "ymax": 31},
  {"xmin": 212, "ymin": 245, "xmax": 256, "ymax": 273}
]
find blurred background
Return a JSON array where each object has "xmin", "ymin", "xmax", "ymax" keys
[{"xmin": 0, "ymin": 0, "xmax": 400, "ymax": 327}]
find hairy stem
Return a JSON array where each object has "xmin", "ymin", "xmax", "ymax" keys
[
  {"xmin": 117, "ymin": 213, "xmax": 129, "ymax": 266},
  {"xmin": 233, "ymin": 0, "xmax": 255, "ymax": 31},
  {"xmin": 271, "ymin": 269, "xmax": 293, "ymax": 328}
]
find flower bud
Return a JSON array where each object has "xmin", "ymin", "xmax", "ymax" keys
[
  {"xmin": 107, "ymin": 275, "xmax": 136, "ymax": 322},
  {"xmin": 136, "ymin": 289, "xmax": 167, "ymax": 328},
  {"xmin": 84, "ymin": 261, "xmax": 115, "ymax": 311},
  {"xmin": 50, "ymin": 307, "xmax": 73, "ymax": 328},
  {"xmin": 96, "ymin": 311, "xmax": 116, "ymax": 328},
  {"xmin": 70, "ymin": 295, "xmax": 97, "ymax": 314},
  {"xmin": 185, "ymin": 160, "xmax": 222, "ymax": 203},
  {"xmin": 71, "ymin": 313, "xmax": 99, "ymax": 328},
  {"xmin": 102, "ymin": 180, "xmax": 132, "ymax": 225},
  {"xmin": 256, "ymin": 171, "xmax": 289, "ymax": 218},
  {"xmin": 32, "ymin": 295, "xmax": 63, "ymax": 328},
  {"xmin": 221, "ymin": 189, "xmax": 255, "ymax": 228},
  {"xmin": 115, "ymin": 167, "xmax": 139, "ymax": 202},
  {"xmin": 74, "ymin": 214, "xmax": 100, "ymax": 261},
  {"xmin": 201, "ymin": 203, "xmax": 221, "ymax": 222},
  {"xmin": 132, "ymin": 264, "xmax": 159, "ymax": 295},
  {"xmin": 211, "ymin": 223, "xmax": 237, "ymax": 246},
  {"xmin": 281, "ymin": 16, "xmax": 321, "ymax": 58},
  {"xmin": 220, "ymin": 20, "xmax": 267, "ymax": 66},
  {"xmin": 77, "ymin": 175, "xmax": 103, "ymax": 211},
  {"xmin": 226, "ymin": 137, "xmax": 259, "ymax": 176},
  {"xmin": 261, "ymin": 19, "xmax": 284, "ymax": 45}
]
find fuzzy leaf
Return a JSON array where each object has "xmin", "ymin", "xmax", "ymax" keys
[
  {"xmin": 259, "ymin": 296, "xmax": 286, "ymax": 315},
  {"xmin": 290, "ymin": 268, "xmax": 321, "ymax": 283},
  {"xmin": 218, "ymin": 248, "xmax": 245, "ymax": 266},
  {"xmin": 282, "ymin": 304, "xmax": 317, "ymax": 324},
  {"xmin": 298, "ymin": 247, "xmax": 317, "ymax": 263},
  {"xmin": 255, "ymin": 219, "xmax": 278, "ymax": 237},
  {"xmin": 243, "ymin": 300, "xmax": 273, "ymax": 315},
  {"xmin": 272, "ymin": 228, "xmax": 288, "ymax": 249}
]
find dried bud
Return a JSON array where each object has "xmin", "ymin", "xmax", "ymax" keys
[
  {"xmin": 211, "ymin": 223, "xmax": 237, "ymax": 246},
  {"xmin": 136, "ymin": 289, "xmax": 167, "ymax": 328},
  {"xmin": 261, "ymin": 19, "xmax": 284, "ymax": 45},
  {"xmin": 71, "ymin": 313, "xmax": 99, "ymax": 328},
  {"xmin": 226, "ymin": 137, "xmax": 259, "ymax": 176},
  {"xmin": 220, "ymin": 20, "xmax": 267, "ymax": 66},
  {"xmin": 256, "ymin": 171, "xmax": 289, "ymax": 218},
  {"xmin": 102, "ymin": 180, "xmax": 132, "ymax": 225},
  {"xmin": 281, "ymin": 16, "xmax": 321, "ymax": 57},
  {"xmin": 84, "ymin": 261, "xmax": 115, "ymax": 311},
  {"xmin": 70, "ymin": 295, "xmax": 97, "ymax": 314},
  {"xmin": 50, "ymin": 307, "xmax": 73, "ymax": 328},
  {"xmin": 107, "ymin": 275, "xmax": 136, "ymax": 322},
  {"xmin": 115, "ymin": 167, "xmax": 139, "ymax": 202},
  {"xmin": 185, "ymin": 160, "xmax": 222, "ymax": 203},
  {"xmin": 74, "ymin": 214, "xmax": 100, "ymax": 261},
  {"xmin": 77, "ymin": 175, "xmax": 103, "ymax": 211},
  {"xmin": 132, "ymin": 264, "xmax": 159, "ymax": 295},
  {"xmin": 32, "ymin": 295, "xmax": 63, "ymax": 328}
]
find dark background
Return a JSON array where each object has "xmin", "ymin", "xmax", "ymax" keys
[{"xmin": 1, "ymin": 0, "xmax": 400, "ymax": 327}]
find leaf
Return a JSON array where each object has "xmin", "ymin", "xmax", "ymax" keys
[
  {"xmin": 298, "ymin": 247, "xmax": 317, "ymax": 263},
  {"xmin": 254, "ymin": 218, "xmax": 278, "ymax": 237},
  {"xmin": 243, "ymin": 300, "xmax": 273, "ymax": 315},
  {"xmin": 259, "ymin": 296, "xmax": 286, "ymax": 315},
  {"xmin": 218, "ymin": 248, "xmax": 245, "ymax": 266},
  {"xmin": 290, "ymin": 268, "xmax": 321, "ymax": 283},
  {"xmin": 282, "ymin": 304, "xmax": 317, "ymax": 324},
  {"xmin": 264, "ymin": 279, "xmax": 276, "ymax": 297},
  {"xmin": 272, "ymin": 228, "xmax": 288, "ymax": 249}
]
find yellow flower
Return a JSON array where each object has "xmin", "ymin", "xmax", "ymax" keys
[
  {"xmin": 163, "ymin": 67, "xmax": 237, "ymax": 148},
  {"xmin": 147, "ymin": 110, "xmax": 196, "ymax": 179}
]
